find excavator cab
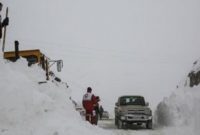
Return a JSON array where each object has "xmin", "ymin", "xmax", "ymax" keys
[{"xmin": 3, "ymin": 49, "xmax": 45, "ymax": 66}]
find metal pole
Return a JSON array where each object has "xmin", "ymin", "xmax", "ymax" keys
[
  {"xmin": 2, "ymin": 7, "xmax": 8, "ymax": 52},
  {"xmin": 45, "ymin": 59, "xmax": 49, "ymax": 80},
  {"xmin": 14, "ymin": 40, "xmax": 19, "ymax": 61}
]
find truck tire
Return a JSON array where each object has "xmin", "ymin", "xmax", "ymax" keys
[
  {"xmin": 146, "ymin": 120, "xmax": 153, "ymax": 129},
  {"xmin": 117, "ymin": 119, "xmax": 123, "ymax": 129},
  {"xmin": 117, "ymin": 120, "xmax": 128, "ymax": 129},
  {"xmin": 115, "ymin": 117, "xmax": 118, "ymax": 125}
]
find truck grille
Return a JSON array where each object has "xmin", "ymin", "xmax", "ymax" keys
[{"xmin": 128, "ymin": 109, "xmax": 145, "ymax": 115}]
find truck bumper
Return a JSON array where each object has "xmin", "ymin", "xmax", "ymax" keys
[{"xmin": 120, "ymin": 114, "xmax": 152, "ymax": 123}]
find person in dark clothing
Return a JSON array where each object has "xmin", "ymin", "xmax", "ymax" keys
[
  {"xmin": 93, "ymin": 96, "xmax": 100, "ymax": 125},
  {"xmin": 99, "ymin": 105, "xmax": 104, "ymax": 120},
  {"xmin": 0, "ymin": 2, "xmax": 9, "ymax": 39}
]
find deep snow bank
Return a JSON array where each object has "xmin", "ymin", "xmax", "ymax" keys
[
  {"xmin": 155, "ymin": 59, "xmax": 200, "ymax": 135},
  {"xmin": 0, "ymin": 58, "xmax": 113, "ymax": 135}
]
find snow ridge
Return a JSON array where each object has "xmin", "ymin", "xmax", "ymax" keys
[
  {"xmin": 0, "ymin": 58, "xmax": 113, "ymax": 135},
  {"xmin": 155, "ymin": 59, "xmax": 200, "ymax": 135}
]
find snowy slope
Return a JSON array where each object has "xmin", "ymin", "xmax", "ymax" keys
[
  {"xmin": 1, "ymin": 57, "xmax": 200, "ymax": 135},
  {"xmin": 155, "ymin": 59, "xmax": 200, "ymax": 135},
  {"xmin": 0, "ymin": 58, "xmax": 113, "ymax": 135}
]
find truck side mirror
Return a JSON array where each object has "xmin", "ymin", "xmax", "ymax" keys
[
  {"xmin": 115, "ymin": 102, "xmax": 119, "ymax": 106},
  {"xmin": 145, "ymin": 102, "xmax": 149, "ymax": 106}
]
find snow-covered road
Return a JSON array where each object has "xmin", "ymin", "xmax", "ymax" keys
[{"xmin": 98, "ymin": 119, "xmax": 162, "ymax": 135}]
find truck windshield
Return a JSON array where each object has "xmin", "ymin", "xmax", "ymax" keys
[{"xmin": 120, "ymin": 96, "xmax": 145, "ymax": 106}]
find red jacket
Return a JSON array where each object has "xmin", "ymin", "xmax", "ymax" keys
[{"xmin": 82, "ymin": 92, "xmax": 96, "ymax": 112}]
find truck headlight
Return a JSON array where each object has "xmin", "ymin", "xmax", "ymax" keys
[
  {"xmin": 145, "ymin": 109, "xmax": 152, "ymax": 115},
  {"xmin": 121, "ymin": 116, "xmax": 126, "ymax": 120},
  {"xmin": 118, "ymin": 108, "xmax": 127, "ymax": 115}
]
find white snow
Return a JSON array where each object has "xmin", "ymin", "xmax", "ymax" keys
[
  {"xmin": 155, "ymin": 85, "xmax": 200, "ymax": 135},
  {"xmin": 154, "ymin": 60, "xmax": 200, "ymax": 135},
  {"xmin": 0, "ymin": 58, "xmax": 114, "ymax": 135},
  {"xmin": 0, "ymin": 53, "xmax": 200, "ymax": 135}
]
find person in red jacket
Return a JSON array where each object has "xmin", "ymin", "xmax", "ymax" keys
[{"xmin": 82, "ymin": 87, "xmax": 96, "ymax": 124}]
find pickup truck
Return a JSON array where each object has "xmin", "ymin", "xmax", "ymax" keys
[{"xmin": 114, "ymin": 95, "xmax": 152, "ymax": 129}]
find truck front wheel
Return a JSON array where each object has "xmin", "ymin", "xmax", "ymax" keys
[
  {"xmin": 146, "ymin": 120, "xmax": 153, "ymax": 129},
  {"xmin": 115, "ymin": 117, "xmax": 118, "ymax": 125},
  {"xmin": 117, "ymin": 119, "xmax": 124, "ymax": 129}
]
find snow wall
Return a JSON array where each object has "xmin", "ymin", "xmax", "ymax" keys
[
  {"xmin": 155, "ymin": 58, "xmax": 200, "ymax": 135},
  {"xmin": 0, "ymin": 57, "xmax": 113, "ymax": 135}
]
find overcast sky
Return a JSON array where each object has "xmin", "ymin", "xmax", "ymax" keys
[{"xmin": 4, "ymin": 0, "xmax": 200, "ymax": 111}]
